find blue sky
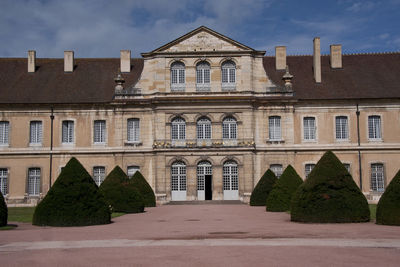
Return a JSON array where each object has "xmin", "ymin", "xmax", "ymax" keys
[{"xmin": 1, "ymin": 0, "xmax": 399, "ymax": 58}]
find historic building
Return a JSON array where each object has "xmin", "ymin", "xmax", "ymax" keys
[{"xmin": 0, "ymin": 26, "xmax": 399, "ymax": 205}]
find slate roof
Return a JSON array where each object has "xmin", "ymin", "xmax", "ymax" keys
[
  {"xmin": 263, "ymin": 53, "xmax": 400, "ymax": 100},
  {"xmin": 0, "ymin": 58, "xmax": 143, "ymax": 104}
]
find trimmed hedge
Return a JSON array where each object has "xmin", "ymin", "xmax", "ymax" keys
[
  {"xmin": 32, "ymin": 157, "xmax": 111, "ymax": 226},
  {"xmin": 291, "ymin": 151, "xmax": 370, "ymax": 223},
  {"xmin": 0, "ymin": 192, "xmax": 7, "ymax": 227},
  {"xmin": 130, "ymin": 171, "xmax": 156, "ymax": 207},
  {"xmin": 250, "ymin": 169, "xmax": 277, "ymax": 206},
  {"xmin": 99, "ymin": 166, "xmax": 145, "ymax": 213},
  {"xmin": 376, "ymin": 169, "xmax": 400, "ymax": 225},
  {"xmin": 266, "ymin": 165, "xmax": 303, "ymax": 212}
]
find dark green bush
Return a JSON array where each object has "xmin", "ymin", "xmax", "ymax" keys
[
  {"xmin": 99, "ymin": 166, "xmax": 145, "ymax": 213},
  {"xmin": 130, "ymin": 171, "xmax": 156, "ymax": 207},
  {"xmin": 376, "ymin": 169, "xmax": 400, "ymax": 226},
  {"xmin": 0, "ymin": 192, "xmax": 7, "ymax": 227},
  {"xmin": 266, "ymin": 165, "xmax": 303, "ymax": 212},
  {"xmin": 291, "ymin": 151, "xmax": 370, "ymax": 223},
  {"xmin": 32, "ymin": 157, "xmax": 111, "ymax": 226},
  {"xmin": 250, "ymin": 169, "xmax": 277, "ymax": 206}
]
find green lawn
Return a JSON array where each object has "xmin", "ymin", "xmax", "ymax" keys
[{"xmin": 369, "ymin": 204, "xmax": 377, "ymax": 220}]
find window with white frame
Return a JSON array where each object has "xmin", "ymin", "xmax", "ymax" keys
[
  {"xmin": 305, "ymin": 164, "xmax": 315, "ymax": 178},
  {"xmin": 93, "ymin": 166, "xmax": 105, "ymax": 186},
  {"xmin": 222, "ymin": 117, "xmax": 237, "ymax": 139},
  {"xmin": 196, "ymin": 61, "xmax": 210, "ymax": 91},
  {"xmin": 62, "ymin": 120, "xmax": 74, "ymax": 144},
  {"xmin": 30, "ymin": 121, "xmax": 42, "ymax": 144},
  {"xmin": 371, "ymin": 163, "xmax": 385, "ymax": 192},
  {"xmin": 0, "ymin": 168, "xmax": 8, "ymax": 195},
  {"xmin": 127, "ymin": 118, "xmax": 140, "ymax": 142},
  {"xmin": 223, "ymin": 160, "xmax": 238, "ymax": 190},
  {"xmin": 269, "ymin": 116, "xmax": 282, "ymax": 140},
  {"xmin": 368, "ymin": 115, "xmax": 382, "ymax": 140},
  {"xmin": 171, "ymin": 161, "xmax": 186, "ymax": 191},
  {"xmin": 270, "ymin": 164, "xmax": 283, "ymax": 178},
  {"xmin": 28, "ymin": 167, "xmax": 41, "ymax": 196},
  {"xmin": 197, "ymin": 117, "xmax": 212, "ymax": 140},
  {"xmin": 303, "ymin": 117, "xmax": 316, "ymax": 140},
  {"xmin": 221, "ymin": 61, "xmax": 236, "ymax": 89},
  {"xmin": 197, "ymin": 161, "xmax": 212, "ymax": 191},
  {"xmin": 0, "ymin": 121, "xmax": 9, "ymax": 145},
  {"xmin": 335, "ymin": 116, "xmax": 349, "ymax": 140},
  {"xmin": 93, "ymin": 120, "xmax": 106, "ymax": 144},
  {"xmin": 127, "ymin": 166, "xmax": 140, "ymax": 178},
  {"xmin": 171, "ymin": 61, "xmax": 185, "ymax": 91},
  {"xmin": 343, "ymin": 163, "xmax": 351, "ymax": 173},
  {"xmin": 171, "ymin": 117, "xmax": 186, "ymax": 140}
]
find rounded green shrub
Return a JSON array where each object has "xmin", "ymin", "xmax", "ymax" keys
[
  {"xmin": 250, "ymin": 169, "xmax": 277, "ymax": 206},
  {"xmin": 291, "ymin": 151, "xmax": 370, "ymax": 223},
  {"xmin": 0, "ymin": 192, "xmax": 7, "ymax": 227},
  {"xmin": 376, "ymin": 169, "xmax": 400, "ymax": 226},
  {"xmin": 32, "ymin": 157, "xmax": 111, "ymax": 226},
  {"xmin": 130, "ymin": 171, "xmax": 156, "ymax": 207},
  {"xmin": 266, "ymin": 165, "xmax": 303, "ymax": 212},
  {"xmin": 99, "ymin": 166, "xmax": 145, "ymax": 213}
]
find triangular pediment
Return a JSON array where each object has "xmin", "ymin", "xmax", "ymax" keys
[{"xmin": 142, "ymin": 26, "xmax": 264, "ymax": 56}]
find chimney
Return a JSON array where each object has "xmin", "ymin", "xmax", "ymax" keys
[
  {"xmin": 120, "ymin": 50, "xmax": 131, "ymax": 73},
  {"xmin": 28, "ymin": 50, "xmax": 36, "ymax": 73},
  {"xmin": 64, "ymin": 51, "xmax": 74, "ymax": 72},
  {"xmin": 330, "ymin": 44, "xmax": 342, "ymax": 69},
  {"xmin": 275, "ymin": 46, "xmax": 286, "ymax": 70},
  {"xmin": 313, "ymin": 37, "xmax": 321, "ymax": 83}
]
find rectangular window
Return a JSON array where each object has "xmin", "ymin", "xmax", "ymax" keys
[
  {"xmin": 93, "ymin": 120, "xmax": 106, "ymax": 143},
  {"xmin": 127, "ymin": 118, "xmax": 140, "ymax": 142},
  {"xmin": 303, "ymin": 117, "xmax": 316, "ymax": 140},
  {"xmin": 93, "ymin": 166, "xmax": 105, "ymax": 186},
  {"xmin": 335, "ymin": 116, "xmax": 349, "ymax": 140},
  {"xmin": 371, "ymin": 163, "xmax": 385, "ymax": 192},
  {"xmin": 305, "ymin": 164, "xmax": 315, "ymax": 178},
  {"xmin": 127, "ymin": 166, "xmax": 140, "ymax": 178},
  {"xmin": 0, "ymin": 168, "xmax": 8, "ymax": 195},
  {"xmin": 343, "ymin": 163, "xmax": 351, "ymax": 173},
  {"xmin": 270, "ymin": 164, "xmax": 283, "ymax": 178},
  {"xmin": 30, "ymin": 121, "xmax": 42, "ymax": 144},
  {"xmin": 269, "ymin": 116, "xmax": 281, "ymax": 140},
  {"xmin": 62, "ymin": 120, "xmax": 74, "ymax": 144},
  {"xmin": 0, "ymin": 121, "xmax": 9, "ymax": 145},
  {"xmin": 368, "ymin": 115, "xmax": 382, "ymax": 140},
  {"xmin": 28, "ymin": 168, "xmax": 41, "ymax": 196}
]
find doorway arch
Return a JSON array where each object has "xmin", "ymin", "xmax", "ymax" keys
[{"xmin": 197, "ymin": 161, "xmax": 212, "ymax": 200}]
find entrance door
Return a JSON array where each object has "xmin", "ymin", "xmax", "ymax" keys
[
  {"xmin": 171, "ymin": 161, "xmax": 187, "ymax": 201},
  {"xmin": 197, "ymin": 161, "xmax": 212, "ymax": 200},
  {"xmin": 223, "ymin": 160, "xmax": 239, "ymax": 200}
]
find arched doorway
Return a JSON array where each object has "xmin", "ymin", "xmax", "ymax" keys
[
  {"xmin": 197, "ymin": 161, "xmax": 212, "ymax": 200},
  {"xmin": 171, "ymin": 161, "xmax": 186, "ymax": 201},
  {"xmin": 223, "ymin": 160, "xmax": 239, "ymax": 200}
]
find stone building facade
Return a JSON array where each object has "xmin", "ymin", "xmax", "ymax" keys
[{"xmin": 0, "ymin": 26, "xmax": 399, "ymax": 205}]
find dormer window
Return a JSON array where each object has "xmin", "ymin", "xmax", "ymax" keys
[
  {"xmin": 171, "ymin": 61, "xmax": 185, "ymax": 91},
  {"xmin": 196, "ymin": 61, "xmax": 210, "ymax": 91},
  {"xmin": 221, "ymin": 60, "xmax": 236, "ymax": 91}
]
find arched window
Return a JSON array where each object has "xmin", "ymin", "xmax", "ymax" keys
[
  {"xmin": 222, "ymin": 117, "xmax": 237, "ymax": 139},
  {"xmin": 171, "ymin": 161, "xmax": 186, "ymax": 193},
  {"xmin": 221, "ymin": 60, "xmax": 236, "ymax": 90},
  {"xmin": 196, "ymin": 61, "xmax": 210, "ymax": 91},
  {"xmin": 223, "ymin": 160, "xmax": 238, "ymax": 191},
  {"xmin": 197, "ymin": 117, "xmax": 211, "ymax": 140},
  {"xmin": 171, "ymin": 117, "xmax": 186, "ymax": 140},
  {"xmin": 171, "ymin": 61, "xmax": 185, "ymax": 91}
]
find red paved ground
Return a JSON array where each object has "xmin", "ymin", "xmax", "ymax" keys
[{"xmin": 1, "ymin": 204, "xmax": 400, "ymax": 266}]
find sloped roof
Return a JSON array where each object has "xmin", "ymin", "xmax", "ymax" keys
[
  {"xmin": 0, "ymin": 58, "xmax": 143, "ymax": 104},
  {"xmin": 263, "ymin": 53, "xmax": 400, "ymax": 100}
]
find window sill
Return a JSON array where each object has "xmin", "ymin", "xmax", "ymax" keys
[
  {"xmin": 29, "ymin": 143, "xmax": 42, "ymax": 147},
  {"xmin": 368, "ymin": 138, "xmax": 383, "ymax": 142},
  {"xmin": 302, "ymin": 139, "xmax": 317, "ymax": 143},
  {"xmin": 124, "ymin": 141, "xmax": 142, "ymax": 147},
  {"xmin": 266, "ymin": 139, "xmax": 285, "ymax": 144}
]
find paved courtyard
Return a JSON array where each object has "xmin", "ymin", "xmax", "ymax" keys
[{"xmin": 1, "ymin": 204, "xmax": 400, "ymax": 266}]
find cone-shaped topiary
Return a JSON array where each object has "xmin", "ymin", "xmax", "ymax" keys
[
  {"xmin": 250, "ymin": 169, "xmax": 277, "ymax": 206},
  {"xmin": 291, "ymin": 151, "xmax": 370, "ymax": 223},
  {"xmin": 129, "ymin": 171, "xmax": 156, "ymax": 207},
  {"xmin": 32, "ymin": 157, "xmax": 111, "ymax": 226},
  {"xmin": 0, "ymin": 192, "xmax": 7, "ymax": 227},
  {"xmin": 99, "ymin": 166, "xmax": 145, "ymax": 213},
  {"xmin": 266, "ymin": 165, "xmax": 303, "ymax": 212},
  {"xmin": 376, "ymin": 169, "xmax": 400, "ymax": 226}
]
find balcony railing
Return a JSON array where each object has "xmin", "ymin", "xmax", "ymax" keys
[{"xmin": 153, "ymin": 139, "xmax": 255, "ymax": 149}]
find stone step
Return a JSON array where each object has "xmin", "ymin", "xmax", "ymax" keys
[{"xmin": 167, "ymin": 200, "xmax": 245, "ymax": 205}]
